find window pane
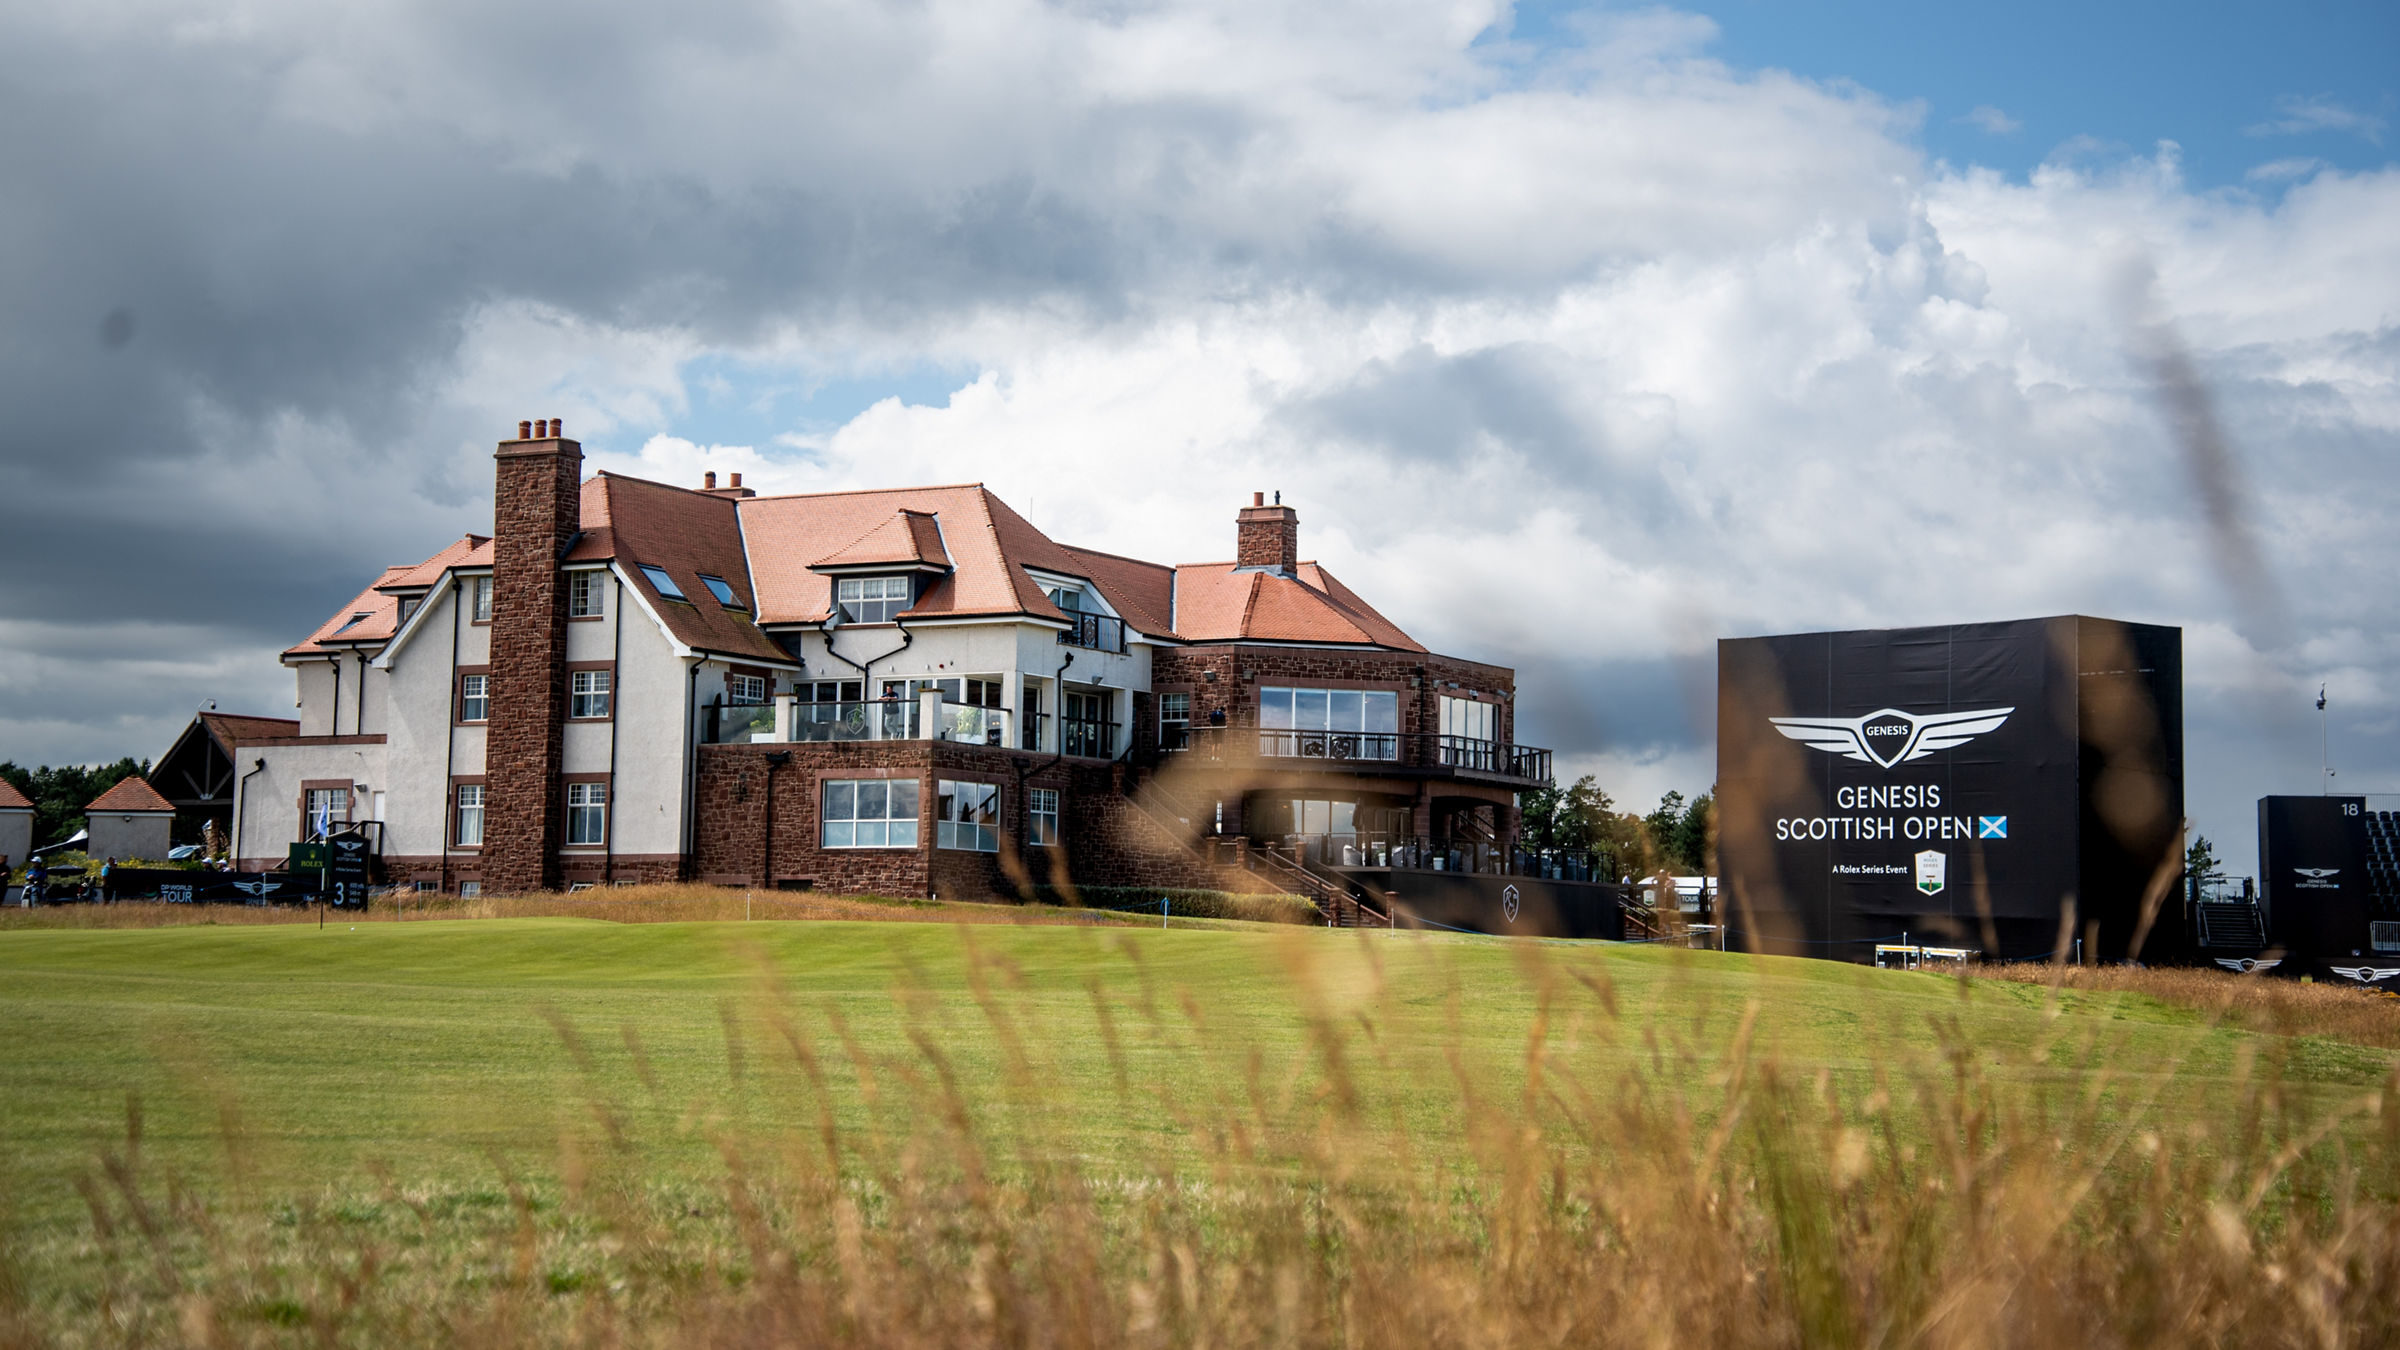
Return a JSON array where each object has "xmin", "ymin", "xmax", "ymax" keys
[
  {"xmin": 857, "ymin": 780, "xmax": 887, "ymax": 819},
  {"xmin": 1294, "ymin": 688, "xmax": 1329, "ymax": 730},
  {"xmin": 825, "ymin": 781, "xmax": 855, "ymax": 821},
  {"xmin": 857, "ymin": 820, "xmax": 887, "ymax": 848},
  {"xmin": 888, "ymin": 780, "xmax": 918, "ymax": 820},
  {"xmin": 1333, "ymin": 801, "xmax": 1356, "ymax": 835},
  {"xmin": 1301, "ymin": 800, "xmax": 1328, "ymax": 835},
  {"xmin": 1330, "ymin": 690, "xmax": 1362, "ymax": 732},
  {"xmin": 1364, "ymin": 691, "xmax": 1398, "ymax": 733},
  {"xmin": 1260, "ymin": 688, "xmax": 1294, "ymax": 729},
  {"xmin": 890, "ymin": 819, "xmax": 918, "ymax": 847},
  {"xmin": 823, "ymin": 821, "xmax": 855, "ymax": 848}
]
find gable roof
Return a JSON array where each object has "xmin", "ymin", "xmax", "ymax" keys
[
  {"xmin": 87, "ymin": 777, "xmax": 174, "ymax": 813},
  {"xmin": 0, "ymin": 779, "xmax": 30, "ymax": 811},
  {"xmin": 583, "ymin": 473, "xmax": 789, "ymax": 664},
  {"xmin": 286, "ymin": 571, "xmax": 410, "ymax": 656},
  {"xmin": 1170, "ymin": 561, "xmax": 1424, "ymax": 650}
]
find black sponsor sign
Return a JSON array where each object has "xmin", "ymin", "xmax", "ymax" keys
[
  {"xmin": 60, "ymin": 869, "xmax": 310, "ymax": 904},
  {"xmin": 326, "ymin": 829, "xmax": 373, "ymax": 909},
  {"xmin": 2258, "ymin": 796, "xmax": 2376, "ymax": 979},
  {"xmin": 1719, "ymin": 616, "xmax": 2182, "ymax": 962}
]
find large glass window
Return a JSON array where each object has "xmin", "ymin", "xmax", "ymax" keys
[
  {"xmin": 459, "ymin": 674, "xmax": 489, "ymax": 722},
  {"xmin": 1029, "ymin": 788, "xmax": 1060, "ymax": 846},
  {"xmin": 566, "ymin": 782, "xmax": 607, "ymax": 845},
  {"xmin": 568, "ymin": 571, "xmax": 605, "ymax": 618},
  {"xmin": 1440, "ymin": 695, "xmax": 1497, "ymax": 742},
  {"xmin": 937, "ymin": 781, "xmax": 1001, "ymax": 852},
  {"xmin": 1258, "ymin": 687, "xmax": 1399, "ymax": 759},
  {"xmin": 454, "ymin": 784, "xmax": 485, "ymax": 847},
  {"xmin": 822, "ymin": 778, "xmax": 920, "ymax": 848},
  {"xmin": 1159, "ymin": 692, "xmax": 1191, "ymax": 749},
  {"xmin": 727, "ymin": 673, "xmax": 767, "ymax": 705},
  {"xmin": 836, "ymin": 575, "xmax": 911, "ymax": 624},
  {"xmin": 570, "ymin": 670, "xmax": 612, "ymax": 719}
]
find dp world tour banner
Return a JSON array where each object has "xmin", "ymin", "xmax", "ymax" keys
[{"xmin": 1718, "ymin": 616, "xmax": 2183, "ymax": 963}]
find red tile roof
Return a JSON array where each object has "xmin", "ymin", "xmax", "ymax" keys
[
  {"xmin": 87, "ymin": 777, "xmax": 174, "ymax": 813},
  {"xmin": 0, "ymin": 779, "xmax": 30, "ymax": 811},
  {"xmin": 1170, "ymin": 562, "xmax": 1423, "ymax": 650},
  {"xmin": 585, "ymin": 473, "xmax": 791, "ymax": 663},
  {"xmin": 200, "ymin": 712, "xmax": 300, "ymax": 751},
  {"xmin": 813, "ymin": 509, "xmax": 953, "ymax": 570},
  {"xmin": 288, "ymin": 476, "xmax": 1428, "ymax": 663}
]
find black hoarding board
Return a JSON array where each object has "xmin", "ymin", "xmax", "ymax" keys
[
  {"xmin": 2257, "ymin": 796, "xmax": 2388, "ymax": 984},
  {"xmin": 326, "ymin": 829, "xmax": 374, "ymax": 909},
  {"xmin": 1719, "ymin": 615, "xmax": 2182, "ymax": 963}
]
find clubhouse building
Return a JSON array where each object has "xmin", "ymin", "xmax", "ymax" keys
[{"xmin": 228, "ymin": 419, "xmax": 1557, "ymax": 908}]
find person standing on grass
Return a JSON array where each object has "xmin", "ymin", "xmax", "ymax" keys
[
  {"xmin": 99, "ymin": 856, "xmax": 116, "ymax": 904},
  {"xmin": 24, "ymin": 856, "xmax": 44, "ymax": 905}
]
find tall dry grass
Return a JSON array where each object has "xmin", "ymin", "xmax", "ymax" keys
[
  {"xmin": 8, "ymin": 934, "xmax": 2400, "ymax": 1348},
  {"xmin": 1980, "ymin": 960, "xmax": 2400, "ymax": 1049}
]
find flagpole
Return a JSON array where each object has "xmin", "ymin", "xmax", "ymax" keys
[{"xmin": 2318, "ymin": 684, "xmax": 2329, "ymax": 795}]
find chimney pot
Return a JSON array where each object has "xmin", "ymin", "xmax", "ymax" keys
[
  {"xmin": 536, "ymin": 419, "xmax": 550, "ymax": 437},
  {"xmin": 704, "ymin": 471, "xmax": 717, "ymax": 490},
  {"xmin": 729, "ymin": 472, "xmax": 742, "ymax": 488},
  {"xmin": 1253, "ymin": 491, "xmax": 1264, "ymax": 506},
  {"xmin": 550, "ymin": 417, "xmax": 563, "ymax": 438},
  {"xmin": 519, "ymin": 420, "xmax": 532, "ymax": 439}
]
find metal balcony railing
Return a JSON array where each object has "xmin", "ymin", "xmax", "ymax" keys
[
  {"xmin": 1271, "ymin": 833, "xmax": 1610, "ymax": 881},
  {"xmin": 1058, "ymin": 613, "xmax": 1126, "ymax": 653},
  {"xmin": 706, "ymin": 699, "xmax": 1011, "ymax": 746},
  {"xmin": 1164, "ymin": 727, "xmax": 1553, "ymax": 784}
]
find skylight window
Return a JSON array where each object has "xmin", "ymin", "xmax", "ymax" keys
[
  {"xmin": 700, "ymin": 574, "xmax": 744, "ymax": 609},
  {"xmin": 638, "ymin": 565, "xmax": 685, "ymax": 600},
  {"xmin": 334, "ymin": 612, "xmax": 372, "ymax": 634}
]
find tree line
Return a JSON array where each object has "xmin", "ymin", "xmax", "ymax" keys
[
  {"xmin": 0, "ymin": 759, "xmax": 152, "ymax": 851},
  {"xmin": 1519, "ymin": 776, "xmax": 1715, "ymax": 881}
]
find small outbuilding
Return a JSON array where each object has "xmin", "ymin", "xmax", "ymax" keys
[
  {"xmin": 85, "ymin": 777, "xmax": 176, "ymax": 864},
  {"xmin": 0, "ymin": 778, "xmax": 31, "ymax": 873}
]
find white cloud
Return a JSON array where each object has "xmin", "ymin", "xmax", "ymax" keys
[
  {"xmin": 1963, "ymin": 105, "xmax": 2020, "ymax": 135},
  {"xmin": 0, "ymin": 1, "xmax": 2395, "ymax": 869},
  {"xmin": 2247, "ymin": 94, "xmax": 2387, "ymax": 144},
  {"xmin": 2247, "ymin": 156, "xmax": 2327, "ymax": 183}
]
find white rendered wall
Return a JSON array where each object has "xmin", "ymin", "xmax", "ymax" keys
[{"xmin": 0, "ymin": 809, "xmax": 32, "ymax": 870}]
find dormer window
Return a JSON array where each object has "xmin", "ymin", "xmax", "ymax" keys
[
  {"xmin": 1046, "ymin": 586, "xmax": 1082, "ymax": 612},
  {"xmin": 638, "ymin": 565, "xmax": 685, "ymax": 600},
  {"xmin": 836, "ymin": 575, "xmax": 910, "ymax": 624},
  {"xmin": 397, "ymin": 597, "xmax": 421, "ymax": 624},
  {"xmin": 700, "ymin": 575, "xmax": 745, "ymax": 610}
]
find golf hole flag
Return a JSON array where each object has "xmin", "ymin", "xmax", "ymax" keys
[{"xmin": 1717, "ymin": 616, "xmax": 2184, "ymax": 964}]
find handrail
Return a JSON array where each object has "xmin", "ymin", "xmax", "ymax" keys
[{"xmin": 1165, "ymin": 726, "xmax": 1554, "ymax": 784}]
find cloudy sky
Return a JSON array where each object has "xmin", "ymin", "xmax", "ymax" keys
[{"xmin": 1, "ymin": 0, "xmax": 2392, "ymax": 871}]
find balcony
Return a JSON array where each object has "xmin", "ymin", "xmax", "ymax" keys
[
  {"xmin": 1058, "ymin": 613, "xmax": 1126, "ymax": 653},
  {"xmin": 1166, "ymin": 727, "xmax": 1553, "ymax": 785},
  {"xmin": 704, "ymin": 698, "xmax": 1012, "ymax": 747},
  {"xmin": 1224, "ymin": 834, "xmax": 1611, "ymax": 882}
]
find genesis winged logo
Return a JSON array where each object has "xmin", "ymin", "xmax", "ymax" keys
[
  {"xmin": 2295, "ymin": 868, "xmax": 2340, "ymax": 879},
  {"xmin": 1769, "ymin": 706, "xmax": 2014, "ymax": 769},
  {"xmin": 2331, "ymin": 967, "xmax": 2400, "ymax": 984}
]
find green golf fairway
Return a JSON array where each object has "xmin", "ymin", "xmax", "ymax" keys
[{"xmin": 0, "ymin": 917, "xmax": 2386, "ymax": 1236}]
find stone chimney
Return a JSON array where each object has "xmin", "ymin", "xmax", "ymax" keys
[
  {"xmin": 701, "ymin": 469, "xmax": 757, "ymax": 500},
  {"xmin": 485, "ymin": 417, "xmax": 581, "ymax": 893},
  {"xmin": 1235, "ymin": 491, "xmax": 1297, "ymax": 576}
]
